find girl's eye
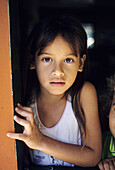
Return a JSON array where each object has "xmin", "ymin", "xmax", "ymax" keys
[
  {"xmin": 42, "ymin": 57, "xmax": 52, "ymax": 63},
  {"xmin": 64, "ymin": 58, "xmax": 74, "ymax": 63}
]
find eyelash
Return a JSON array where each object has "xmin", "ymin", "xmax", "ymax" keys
[
  {"xmin": 42, "ymin": 57, "xmax": 52, "ymax": 63},
  {"xmin": 41, "ymin": 57, "xmax": 75, "ymax": 63},
  {"xmin": 64, "ymin": 58, "xmax": 74, "ymax": 63}
]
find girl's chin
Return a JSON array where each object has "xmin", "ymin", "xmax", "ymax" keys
[{"xmin": 47, "ymin": 89, "xmax": 67, "ymax": 96}]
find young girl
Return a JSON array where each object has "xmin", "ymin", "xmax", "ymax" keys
[
  {"xmin": 7, "ymin": 15, "xmax": 102, "ymax": 167},
  {"xmin": 98, "ymin": 74, "xmax": 115, "ymax": 170}
]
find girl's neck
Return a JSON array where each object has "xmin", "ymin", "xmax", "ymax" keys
[{"xmin": 37, "ymin": 91, "xmax": 67, "ymax": 105}]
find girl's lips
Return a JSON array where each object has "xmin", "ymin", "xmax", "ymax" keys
[{"xmin": 50, "ymin": 80, "xmax": 65, "ymax": 87}]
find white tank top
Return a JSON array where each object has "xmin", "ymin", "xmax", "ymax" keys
[{"xmin": 29, "ymin": 97, "xmax": 81, "ymax": 166}]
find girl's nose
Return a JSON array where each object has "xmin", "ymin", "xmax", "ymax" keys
[
  {"xmin": 52, "ymin": 70, "xmax": 64, "ymax": 77},
  {"xmin": 52, "ymin": 63, "xmax": 64, "ymax": 77}
]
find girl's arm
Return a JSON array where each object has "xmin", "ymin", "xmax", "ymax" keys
[{"xmin": 7, "ymin": 82, "xmax": 102, "ymax": 167}]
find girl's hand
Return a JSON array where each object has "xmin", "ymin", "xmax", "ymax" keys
[
  {"xmin": 7, "ymin": 103, "xmax": 43, "ymax": 150},
  {"xmin": 98, "ymin": 157, "xmax": 115, "ymax": 170}
]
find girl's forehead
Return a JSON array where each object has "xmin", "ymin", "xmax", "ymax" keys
[
  {"xmin": 41, "ymin": 35, "xmax": 79, "ymax": 56},
  {"xmin": 42, "ymin": 35, "xmax": 75, "ymax": 53}
]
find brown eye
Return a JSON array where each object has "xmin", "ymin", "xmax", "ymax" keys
[
  {"xmin": 42, "ymin": 57, "xmax": 52, "ymax": 63},
  {"xmin": 64, "ymin": 58, "xmax": 74, "ymax": 63}
]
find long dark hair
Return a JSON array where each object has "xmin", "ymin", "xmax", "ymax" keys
[{"xmin": 23, "ymin": 15, "xmax": 87, "ymax": 139}]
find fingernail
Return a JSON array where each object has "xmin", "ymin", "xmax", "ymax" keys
[
  {"xmin": 6, "ymin": 133, "xmax": 10, "ymax": 137},
  {"xmin": 15, "ymin": 107, "xmax": 18, "ymax": 111},
  {"xmin": 14, "ymin": 115, "xmax": 17, "ymax": 120}
]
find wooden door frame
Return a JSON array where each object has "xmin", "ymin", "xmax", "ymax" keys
[{"xmin": 0, "ymin": 0, "xmax": 17, "ymax": 169}]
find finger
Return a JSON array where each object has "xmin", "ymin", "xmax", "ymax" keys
[
  {"xmin": 111, "ymin": 158, "xmax": 115, "ymax": 167},
  {"xmin": 103, "ymin": 161, "xmax": 110, "ymax": 170},
  {"xmin": 15, "ymin": 106, "xmax": 33, "ymax": 121},
  {"xmin": 17, "ymin": 103, "xmax": 33, "ymax": 112},
  {"xmin": 15, "ymin": 104, "xmax": 33, "ymax": 120},
  {"xmin": 15, "ymin": 107, "xmax": 29, "ymax": 118},
  {"xmin": 15, "ymin": 107, "xmax": 34, "ymax": 125},
  {"xmin": 14, "ymin": 115, "xmax": 31, "ymax": 128},
  {"xmin": 7, "ymin": 132, "xmax": 26, "ymax": 141},
  {"xmin": 98, "ymin": 161, "xmax": 104, "ymax": 170},
  {"xmin": 109, "ymin": 160, "xmax": 115, "ymax": 170},
  {"xmin": 15, "ymin": 106, "xmax": 34, "ymax": 125}
]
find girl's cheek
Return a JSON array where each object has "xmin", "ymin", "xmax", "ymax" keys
[
  {"xmin": 110, "ymin": 106, "xmax": 115, "ymax": 115},
  {"xmin": 109, "ymin": 108, "xmax": 115, "ymax": 137}
]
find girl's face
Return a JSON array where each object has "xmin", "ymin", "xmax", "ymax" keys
[
  {"xmin": 109, "ymin": 93, "xmax": 115, "ymax": 137},
  {"xmin": 35, "ymin": 35, "xmax": 85, "ymax": 96}
]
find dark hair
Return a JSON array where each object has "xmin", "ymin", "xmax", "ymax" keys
[{"xmin": 23, "ymin": 15, "xmax": 87, "ymax": 139}]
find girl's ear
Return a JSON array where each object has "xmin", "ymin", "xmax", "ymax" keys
[
  {"xmin": 78, "ymin": 54, "xmax": 86, "ymax": 72},
  {"xmin": 30, "ymin": 61, "xmax": 35, "ymax": 70}
]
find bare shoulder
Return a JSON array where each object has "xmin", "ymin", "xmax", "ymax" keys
[
  {"xmin": 79, "ymin": 81, "xmax": 98, "ymax": 116},
  {"xmin": 80, "ymin": 81, "xmax": 97, "ymax": 102},
  {"xmin": 82, "ymin": 81, "xmax": 96, "ymax": 91}
]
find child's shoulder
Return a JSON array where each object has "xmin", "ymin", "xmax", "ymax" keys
[
  {"xmin": 80, "ymin": 81, "xmax": 97, "ymax": 98},
  {"xmin": 82, "ymin": 81, "xmax": 95, "ymax": 89},
  {"xmin": 79, "ymin": 81, "xmax": 97, "ymax": 110}
]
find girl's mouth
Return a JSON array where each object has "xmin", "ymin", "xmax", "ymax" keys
[{"xmin": 50, "ymin": 82, "xmax": 65, "ymax": 87}]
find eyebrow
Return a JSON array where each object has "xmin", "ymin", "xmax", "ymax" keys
[
  {"xmin": 40, "ymin": 52, "xmax": 52, "ymax": 55},
  {"xmin": 39, "ymin": 52, "xmax": 77, "ymax": 56}
]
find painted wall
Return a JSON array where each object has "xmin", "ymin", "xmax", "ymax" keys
[{"xmin": 0, "ymin": 0, "xmax": 17, "ymax": 169}]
